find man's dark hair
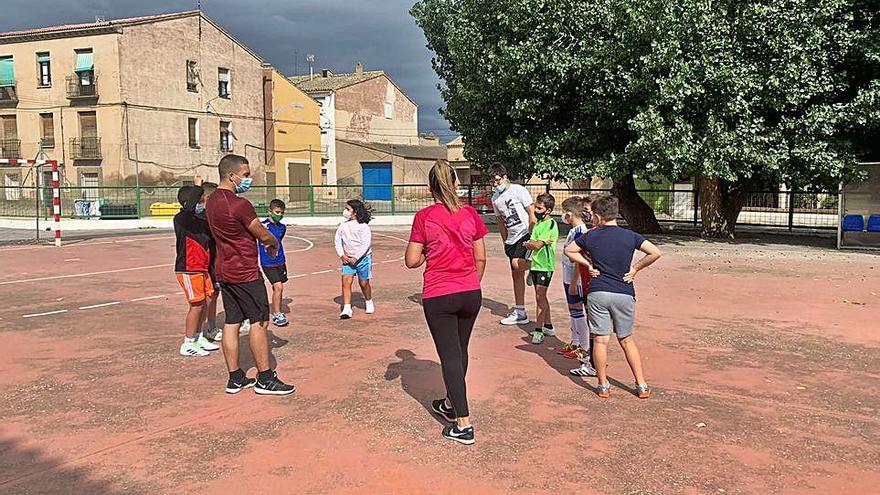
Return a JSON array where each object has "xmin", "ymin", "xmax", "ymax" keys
[
  {"xmin": 536, "ymin": 192, "xmax": 555, "ymax": 212},
  {"xmin": 269, "ymin": 199, "xmax": 286, "ymax": 211},
  {"xmin": 218, "ymin": 154, "xmax": 248, "ymax": 178},
  {"xmin": 202, "ymin": 181, "xmax": 218, "ymax": 194},
  {"xmin": 347, "ymin": 199, "xmax": 372, "ymax": 224},
  {"xmin": 591, "ymin": 194, "xmax": 619, "ymax": 220},
  {"xmin": 561, "ymin": 196, "xmax": 584, "ymax": 214},
  {"xmin": 177, "ymin": 185, "xmax": 194, "ymax": 206}
]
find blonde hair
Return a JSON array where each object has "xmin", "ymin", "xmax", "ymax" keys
[{"xmin": 429, "ymin": 160, "xmax": 461, "ymax": 212}]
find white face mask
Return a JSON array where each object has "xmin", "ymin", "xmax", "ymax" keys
[{"xmin": 342, "ymin": 209, "xmax": 352, "ymax": 220}]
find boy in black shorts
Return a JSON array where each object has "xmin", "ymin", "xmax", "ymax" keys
[
  {"xmin": 523, "ymin": 193, "xmax": 558, "ymax": 344},
  {"xmin": 259, "ymin": 199, "xmax": 289, "ymax": 327}
]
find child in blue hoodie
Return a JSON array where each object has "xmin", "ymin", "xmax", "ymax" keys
[{"xmin": 259, "ymin": 199, "xmax": 289, "ymax": 327}]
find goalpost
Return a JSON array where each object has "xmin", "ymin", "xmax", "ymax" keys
[{"xmin": 0, "ymin": 159, "xmax": 62, "ymax": 247}]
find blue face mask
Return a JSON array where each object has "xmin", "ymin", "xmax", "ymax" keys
[
  {"xmin": 234, "ymin": 176, "xmax": 253, "ymax": 194},
  {"xmin": 495, "ymin": 183, "xmax": 506, "ymax": 193},
  {"xmin": 195, "ymin": 203, "xmax": 206, "ymax": 215}
]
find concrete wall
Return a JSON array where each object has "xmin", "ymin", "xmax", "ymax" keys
[
  {"xmin": 117, "ymin": 15, "xmax": 266, "ymax": 184},
  {"xmin": 264, "ymin": 69, "xmax": 322, "ymax": 185},
  {"xmin": 335, "ymin": 75, "xmax": 418, "ymax": 146}
]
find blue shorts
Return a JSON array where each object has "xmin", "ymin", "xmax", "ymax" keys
[
  {"xmin": 563, "ymin": 282, "xmax": 587, "ymax": 305},
  {"xmin": 341, "ymin": 254, "xmax": 372, "ymax": 280}
]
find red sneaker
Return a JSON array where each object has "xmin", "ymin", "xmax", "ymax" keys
[{"xmin": 557, "ymin": 342, "xmax": 576, "ymax": 355}]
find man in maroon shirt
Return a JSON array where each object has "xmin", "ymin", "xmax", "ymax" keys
[{"xmin": 206, "ymin": 154, "xmax": 295, "ymax": 396}]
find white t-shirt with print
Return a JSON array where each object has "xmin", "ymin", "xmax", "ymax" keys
[
  {"xmin": 562, "ymin": 223, "xmax": 588, "ymax": 284},
  {"xmin": 491, "ymin": 183, "xmax": 534, "ymax": 245}
]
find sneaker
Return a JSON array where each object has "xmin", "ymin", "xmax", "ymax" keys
[
  {"xmin": 431, "ymin": 399, "xmax": 456, "ymax": 422},
  {"xmin": 543, "ymin": 326, "xmax": 556, "ymax": 337},
  {"xmin": 255, "ymin": 371, "xmax": 296, "ymax": 396},
  {"xmin": 272, "ymin": 313, "xmax": 289, "ymax": 327},
  {"xmin": 365, "ymin": 300, "xmax": 375, "ymax": 314},
  {"xmin": 561, "ymin": 346, "xmax": 584, "ymax": 360},
  {"xmin": 500, "ymin": 310, "xmax": 528, "ymax": 325},
  {"xmin": 240, "ymin": 320, "xmax": 251, "ymax": 335},
  {"xmin": 225, "ymin": 376, "xmax": 256, "ymax": 394},
  {"xmin": 596, "ymin": 383, "xmax": 611, "ymax": 398},
  {"xmin": 196, "ymin": 334, "xmax": 220, "ymax": 351},
  {"xmin": 557, "ymin": 342, "xmax": 576, "ymax": 355},
  {"xmin": 636, "ymin": 384, "xmax": 651, "ymax": 399},
  {"xmin": 340, "ymin": 306, "xmax": 353, "ymax": 319},
  {"xmin": 205, "ymin": 328, "xmax": 223, "ymax": 341},
  {"xmin": 531, "ymin": 330, "xmax": 545, "ymax": 344},
  {"xmin": 442, "ymin": 424, "xmax": 475, "ymax": 445},
  {"xmin": 569, "ymin": 364, "xmax": 597, "ymax": 377},
  {"xmin": 180, "ymin": 342, "xmax": 209, "ymax": 357}
]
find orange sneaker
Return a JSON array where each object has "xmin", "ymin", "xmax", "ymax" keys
[
  {"xmin": 596, "ymin": 383, "xmax": 611, "ymax": 398},
  {"xmin": 637, "ymin": 384, "xmax": 651, "ymax": 399}
]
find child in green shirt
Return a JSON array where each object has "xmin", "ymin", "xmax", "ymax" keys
[{"xmin": 524, "ymin": 193, "xmax": 559, "ymax": 344}]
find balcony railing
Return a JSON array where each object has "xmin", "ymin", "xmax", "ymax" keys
[
  {"xmin": 66, "ymin": 74, "xmax": 98, "ymax": 99},
  {"xmin": 0, "ymin": 85, "xmax": 17, "ymax": 107},
  {"xmin": 0, "ymin": 138, "xmax": 21, "ymax": 159},
  {"xmin": 70, "ymin": 137, "xmax": 101, "ymax": 160}
]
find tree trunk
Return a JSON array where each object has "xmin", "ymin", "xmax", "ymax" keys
[
  {"xmin": 698, "ymin": 174, "xmax": 746, "ymax": 238},
  {"xmin": 611, "ymin": 173, "xmax": 663, "ymax": 234}
]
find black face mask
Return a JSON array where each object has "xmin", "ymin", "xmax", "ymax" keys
[
  {"xmin": 582, "ymin": 211, "xmax": 592, "ymax": 226},
  {"xmin": 535, "ymin": 211, "xmax": 547, "ymax": 221}
]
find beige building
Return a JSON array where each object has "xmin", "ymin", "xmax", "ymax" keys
[
  {"xmin": 290, "ymin": 65, "xmax": 419, "ymax": 191},
  {"xmin": 0, "ymin": 10, "xmax": 270, "ymax": 191}
]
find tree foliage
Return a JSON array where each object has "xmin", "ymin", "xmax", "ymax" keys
[{"xmin": 412, "ymin": 0, "xmax": 880, "ymax": 237}]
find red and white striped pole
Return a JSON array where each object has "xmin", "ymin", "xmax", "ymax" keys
[{"xmin": 50, "ymin": 160, "xmax": 61, "ymax": 247}]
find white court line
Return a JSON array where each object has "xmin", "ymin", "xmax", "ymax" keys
[
  {"xmin": 0, "ymin": 234, "xmax": 174, "ymax": 252},
  {"xmin": 131, "ymin": 295, "xmax": 165, "ymax": 302},
  {"xmin": 79, "ymin": 302, "xmax": 121, "ymax": 310},
  {"xmin": 310, "ymin": 269, "xmax": 334, "ymax": 275},
  {"xmin": 22, "ymin": 309, "xmax": 68, "ymax": 318},
  {"xmin": 64, "ymin": 258, "xmax": 81, "ymax": 262},
  {"xmin": 175, "ymin": 291, "xmax": 184, "ymax": 295},
  {"xmin": 289, "ymin": 274, "xmax": 308, "ymax": 279},
  {"xmin": 0, "ymin": 236, "xmax": 315, "ymax": 286}
]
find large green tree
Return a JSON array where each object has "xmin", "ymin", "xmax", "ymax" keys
[{"xmin": 412, "ymin": 0, "xmax": 880, "ymax": 237}]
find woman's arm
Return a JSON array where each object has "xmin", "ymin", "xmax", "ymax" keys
[
  {"xmin": 405, "ymin": 241, "xmax": 426, "ymax": 269},
  {"xmin": 473, "ymin": 238, "xmax": 487, "ymax": 281}
]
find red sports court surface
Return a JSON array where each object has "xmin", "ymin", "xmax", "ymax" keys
[{"xmin": 0, "ymin": 227, "xmax": 878, "ymax": 494}]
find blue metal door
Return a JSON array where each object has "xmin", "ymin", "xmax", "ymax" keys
[{"xmin": 361, "ymin": 162, "xmax": 392, "ymax": 201}]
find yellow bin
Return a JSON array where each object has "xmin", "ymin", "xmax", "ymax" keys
[{"xmin": 150, "ymin": 202, "xmax": 181, "ymax": 218}]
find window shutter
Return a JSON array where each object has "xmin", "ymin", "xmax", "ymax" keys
[
  {"xmin": 74, "ymin": 51, "xmax": 93, "ymax": 72},
  {"xmin": 0, "ymin": 57, "xmax": 14, "ymax": 87}
]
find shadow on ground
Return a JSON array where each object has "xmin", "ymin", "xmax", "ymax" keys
[{"xmin": 384, "ymin": 349, "xmax": 447, "ymax": 425}]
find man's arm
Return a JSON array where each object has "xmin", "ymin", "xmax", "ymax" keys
[
  {"xmin": 526, "ymin": 204, "xmax": 537, "ymax": 233},
  {"xmin": 623, "ymin": 240, "xmax": 662, "ymax": 283},
  {"xmin": 247, "ymin": 218, "xmax": 279, "ymax": 258}
]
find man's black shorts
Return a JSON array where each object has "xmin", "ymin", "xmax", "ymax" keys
[
  {"xmin": 529, "ymin": 270, "xmax": 553, "ymax": 287},
  {"xmin": 262, "ymin": 264, "xmax": 288, "ymax": 284},
  {"xmin": 504, "ymin": 232, "xmax": 531, "ymax": 260},
  {"xmin": 219, "ymin": 279, "xmax": 270, "ymax": 324}
]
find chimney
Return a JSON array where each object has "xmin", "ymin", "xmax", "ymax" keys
[
  {"xmin": 321, "ymin": 69, "xmax": 333, "ymax": 78},
  {"xmin": 355, "ymin": 63, "xmax": 363, "ymax": 77}
]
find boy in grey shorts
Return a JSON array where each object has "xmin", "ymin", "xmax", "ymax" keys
[{"xmin": 564, "ymin": 194, "xmax": 662, "ymax": 399}]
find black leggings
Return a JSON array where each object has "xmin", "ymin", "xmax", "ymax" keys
[{"xmin": 422, "ymin": 289, "xmax": 482, "ymax": 418}]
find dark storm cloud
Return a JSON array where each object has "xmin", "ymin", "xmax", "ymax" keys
[{"xmin": 0, "ymin": 0, "xmax": 456, "ymax": 141}]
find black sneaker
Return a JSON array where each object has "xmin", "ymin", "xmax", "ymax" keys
[
  {"xmin": 431, "ymin": 399, "xmax": 456, "ymax": 422},
  {"xmin": 225, "ymin": 376, "xmax": 256, "ymax": 394},
  {"xmin": 442, "ymin": 424, "xmax": 475, "ymax": 445},
  {"xmin": 255, "ymin": 371, "xmax": 296, "ymax": 396}
]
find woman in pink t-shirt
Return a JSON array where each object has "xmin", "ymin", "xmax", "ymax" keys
[{"xmin": 405, "ymin": 160, "xmax": 487, "ymax": 446}]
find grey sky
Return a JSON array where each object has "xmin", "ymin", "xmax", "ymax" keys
[{"xmin": 0, "ymin": 0, "xmax": 456, "ymax": 142}]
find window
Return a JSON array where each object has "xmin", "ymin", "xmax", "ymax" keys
[
  {"xmin": 218, "ymin": 68, "xmax": 230, "ymax": 98},
  {"xmin": 321, "ymin": 168, "xmax": 328, "ymax": 185},
  {"xmin": 186, "ymin": 60, "xmax": 198, "ymax": 92},
  {"xmin": 74, "ymin": 49, "xmax": 93, "ymax": 85},
  {"xmin": 384, "ymin": 99, "xmax": 393, "ymax": 119},
  {"xmin": 219, "ymin": 121, "xmax": 232, "ymax": 152},
  {"xmin": 4, "ymin": 173, "xmax": 21, "ymax": 201},
  {"xmin": 188, "ymin": 118, "xmax": 199, "ymax": 148},
  {"xmin": 80, "ymin": 171, "xmax": 99, "ymax": 201},
  {"xmin": 40, "ymin": 113, "xmax": 54, "ymax": 148},
  {"xmin": 0, "ymin": 56, "xmax": 14, "ymax": 88},
  {"xmin": 37, "ymin": 52, "xmax": 51, "ymax": 86}
]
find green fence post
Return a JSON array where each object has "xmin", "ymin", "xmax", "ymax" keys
[
  {"xmin": 391, "ymin": 184, "xmax": 397, "ymax": 215},
  {"xmin": 309, "ymin": 186, "xmax": 315, "ymax": 215}
]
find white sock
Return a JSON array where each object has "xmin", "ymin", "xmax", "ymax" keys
[
  {"xmin": 569, "ymin": 320, "xmax": 581, "ymax": 347},
  {"xmin": 343, "ymin": 304, "xmax": 352, "ymax": 311},
  {"xmin": 365, "ymin": 299, "xmax": 373, "ymax": 304},
  {"xmin": 514, "ymin": 305, "xmax": 525, "ymax": 314},
  {"xmin": 184, "ymin": 336, "xmax": 195, "ymax": 344},
  {"xmin": 573, "ymin": 316, "xmax": 590, "ymax": 352}
]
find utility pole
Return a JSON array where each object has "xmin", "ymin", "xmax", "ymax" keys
[{"xmin": 135, "ymin": 143, "xmax": 141, "ymax": 218}]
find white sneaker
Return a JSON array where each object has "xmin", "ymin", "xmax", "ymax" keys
[
  {"xmin": 500, "ymin": 310, "xmax": 528, "ymax": 325},
  {"xmin": 365, "ymin": 300, "xmax": 375, "ymax": 314},
  {"xmin": 205, "ymin": 328, "xmax": 223, "ymax": 341},
  {"xmin": 543, "ymin": 326, "xmax": 556, "ymax": 337},
  {"xmin": 180, "ymin": 342, "xmax": 209, "ymax": 357},
  {"xmin": 340, "ymin": 306, "xmax": 353, "ymax": 319},
  {"xmin": 240, "ymin": 320, "xmax": 251, "ymax": 335},
  {"xmin": 196, "ymin": 334, "xmax": 220, "ymax": 351},
  {"xmin": 569, "ymin": 364, "xmax": 597, "ymax": 377}
]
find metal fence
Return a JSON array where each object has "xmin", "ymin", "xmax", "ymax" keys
[{"xmin": 0, "ymin": 183, "xmax": 840, "ymax": 230}]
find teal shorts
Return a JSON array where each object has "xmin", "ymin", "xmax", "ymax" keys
[{"xmin": 341, "ymin": 254, "xmax": 372, "ymax": 280}]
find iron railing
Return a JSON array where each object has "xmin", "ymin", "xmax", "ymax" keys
[
  {"xmin": 0, "ymin": 182, "xmax": 843, "ymax": 230},
  {"xmin": 0, "ymin": 138, "xmax": 21, "ymax": 159},
  {"xmin": 69, "ymin": 137, "xmax": 101, "ymax": 160},
  {"xmin": 65, "ymin": 74, "xmax": 98, "ymax": 99}
]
